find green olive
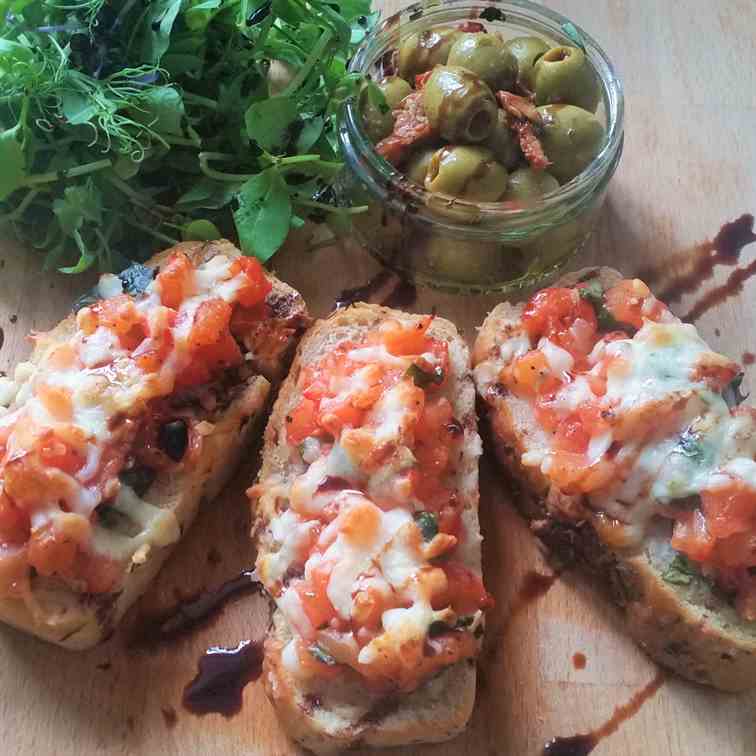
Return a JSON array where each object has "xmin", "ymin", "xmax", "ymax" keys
[
  {"xmin": 447, "ymin": 33, "xmax": 518, "ymax": 92},
  {"xmin": 484, "ymin": 109, "xmax": 520, "ymax": 169},
  {"xmin": 534, "ymin": 45, "xmax": 600, "ymax": 112},
  {"xmin": 537, "ymin": 104, "xmax": 606, "ymax": 183},
  {"xmin": 504, "ymin": 167, "xmax": 560, "ymax": 202},
  {"xmin": 398, "ymin": 26, "xmax": 460, "ymax": 80},
  {"xmin": 358, "ymin": 84, "xmax": 393, "ymax": 143},
  {"xmin": 404, "ymin": 148, "xmax": 437, "ymax": 185},
  {"xmin": 503, "ymin": 36, "xmax": 549, "ymax": 93},
  {"xmin": 378, "ymin": 76, "xmax": 412, "ymax": 110},
  {"xmin": 422, "ymin": 65, "xmax": 498, "ymax": 143},
  {"xmin": 425, "ymin": 145, "xmax": 508, "ymax": 202},
  {"xmin": 425, "ymin": 236, "xmax": 505, "ymax": 284}
]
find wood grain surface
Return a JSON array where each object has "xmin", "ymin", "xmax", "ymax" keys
[{"xmin": 1, "ymin": 1, "xmax": 755, "ymax": 754}]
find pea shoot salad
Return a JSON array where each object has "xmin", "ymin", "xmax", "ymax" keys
[{"xmin": 0, "ymin": 0, "xmax": 375, "ymax": 273}]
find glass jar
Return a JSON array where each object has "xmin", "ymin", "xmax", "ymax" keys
[{"xmin": 338, "ymin": 0, "xmax": 624, "ymax": 294}]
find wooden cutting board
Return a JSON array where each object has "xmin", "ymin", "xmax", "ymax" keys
[{"xmin": 1, "ymin": 1, "xmax": 755, "ymax": 754}]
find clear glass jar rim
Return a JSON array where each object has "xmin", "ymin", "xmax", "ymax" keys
[{"xmin": 341, "ymin": 0, "xmax": 625, "ymax": 232}]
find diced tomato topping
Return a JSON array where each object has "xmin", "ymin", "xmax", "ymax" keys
[
  {"xmin": 229, "ymin": 256, "xmax": 272, "ymax": 308},
  {"xmin": 91, "ymin": 294, "xmax": 147, "ymax": 349},
  {"xmin": 671, "ymin": 509, "xmax": 716, "ymax": 563},
  {"xmin": 287, "ymin": 398, "xmax": 320, "ymax": 445},
  {"xmin": 701, "ymin": 482, "xmax": 755, "ymax": 540},
  {"xmin": 318, "ymin": 396, "xmax": 365, "ymax": 437},
  {"xmin": 36, "ymin": 384, "xmax": 73, "ymax": 422},
  {"xmin": 414, "ymin": 71, "xmax": 433, "ymax": 89},
  {"xmin": 504, "ymin": 349, "xmax": 561, "ymax": 398},
  {"xmin": 604, "ymin": 279, "xmax": 667, "ymax": 329},
  {"xmin": 381, "ymin": 315, "xmax": 434, "ymax": 356},
  {"xmin": 0, "ymin": 493, "xmax": 30, "ymax": 545},
  {"xmin": 156, "ymin": 252, "xmax": 195, "ymax": 309},
  {"xmin": 37, "ymin": 432, "xmax": 85, "ymax": 475},
  {"xmin": 435, "ymin": 562, "xmax": 494, "ymax": 615},
  {"xmin": 27, "ymin": 525, "xmax": 79, "ymax": 581},
  {"xmin": 296, "ymin": 565, "xmax": 337, "ymax": 631},
  {"xmin": 522, "ymin": 287, "xmax": 598, "ymax": 361},
  {"xmin": 189, "ymin": 298, "xmax": 233, "ymax": 347}
]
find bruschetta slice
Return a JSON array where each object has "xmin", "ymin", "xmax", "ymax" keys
[
  {"xmin": 0, "ymin": 240, "xmax": 309, "ymax": 649},
  {"xmin": 473, "ymin": 266, "xmax": 756, "ymax": 691},
  {"xmin": 250, "ymin": 304, "xmax": 489, "ymax": 753}
]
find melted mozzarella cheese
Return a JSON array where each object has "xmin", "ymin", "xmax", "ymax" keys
[{"xmin": 539, "ymin": 337, "xmax": 574, "ymax": 375}]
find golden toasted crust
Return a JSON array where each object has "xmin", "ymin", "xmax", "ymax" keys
[
  {"xmin": 253, "ymin": 303, "xmax": 482, "ymax": 752},
  {"xmin": 0, "ymin": 240, "xmax": 309, "ymax": 649},
  {"xmin": 474, "ymin": 266, "xmax": 756, "ymax": 692}
]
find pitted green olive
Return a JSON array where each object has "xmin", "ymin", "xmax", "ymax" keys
[
  {"xmin": 503, "ymin": 36, "xmax": 549, "ymax": 92},
  {"xmin": 534, "ymin": 45, "xmax": 600, "ymax": 112},
  {"xmin": 537, "ymin": 104, "xmax": 605, "ymax": 183},
  {"xmin": 447, "ymin": 33, "xmax": 518, "ymax": 91},
  {"xmin": 425, "ymin": 145, "xmax": 508, "ymax": 201},
  {"xmin": 425, "ymin": 236, "xmax": 505, "ymax": 283},
  {"xmin": 378, "ymin": 76, "xmax": 412, "ymax": 109},
  {"xmin": 398, "ymin": 26, "xmax": 460, "ymax": 80},
  {"xmin": 504, "ymin": 167, "xmax": 560, "ymax": 201},
  {"xmin": 405, "ymin": 148, "xmax": 437, "ymax": 185},
  {"xmin": 484, "ymin": 109, "xmax": 520, "ymax": 169},
  {"xmin": 422, "ymin": 65, "xmax": 498, "ymax": 143},
  {"xmin": 358, "ymin": 84, "xmax": 394, "ymax": 143}
]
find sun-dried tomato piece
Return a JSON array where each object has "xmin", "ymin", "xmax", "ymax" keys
[
  {"xmin": 375, "ymin": 92, "xmax": 434, "ymax": 166},
  {"xmin": 513, "ymin": 119, "xmax": 551, "ymax": 170}
]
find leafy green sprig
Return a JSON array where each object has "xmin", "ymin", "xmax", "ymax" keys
[{"xmin": 0, "ymin": 0, "xmax": 374, "ymax": 272}]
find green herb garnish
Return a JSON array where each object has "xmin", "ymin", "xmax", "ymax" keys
[
  {"xmin": 406, "ymin": 363, "xmax": 445, "ymax": 388},
  {"xmin": 662, "ymin": 554, "xmax": 699, "ymax": 586},
  {"xmin": 0, "ymin": 0, "xmax": 374, "ymax": 273},
  {"xmin": 309, "ymin": 644, "xmax": 337, "ymax": 666},
  {"xmin": 414, "ymin": 511, "xmax": 438, "ymax": 541},
  {"xmin": 723, "ymin": 372, "xmax": 748, "ymax": 410},
  {"xmin": 578, "ymin": 280, "xmax": 637, "ymax": 335}
]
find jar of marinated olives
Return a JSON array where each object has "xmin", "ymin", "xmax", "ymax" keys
[{"xmin": 338, "ymin": 0, "xmax": 624, "ymax": 294}]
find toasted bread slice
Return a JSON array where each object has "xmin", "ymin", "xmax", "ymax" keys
[
  {"xmin": 252, "ymin": 304, "xmax": 483, "ymax": 752},
  {"xmin": 473, "ymin": 266, "xmax": 756, "ymax": 692},
  {"xmin": 0, "ymin": 240, "xmax": 309, "ymax": 649}
]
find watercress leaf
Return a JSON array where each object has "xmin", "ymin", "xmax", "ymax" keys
[
  {"xmin": 52, "ymin": 181, "xmax": 102, "ymax": 235},
  {"xmin": 578, "ymin": 281, "xmax": 637, "ymax": 335},
  {"xmin": 61, "ymin": 90, "xmax": 99, "ymax": 125},
  {"xmin": 176, "ymin": 177, "xmax": 242, "ymax": 210},
  {"xmin": 290, "ymin": 214, "xmax": 305, "ymax": 229},
  {"xmin": 295, "ymin": 116, "xmax": 324, "ymax": 154},
  {"xmin": 182, "ymin": 219, "xmax": 221, "ymax": 241},
  {"xmin": 184, "ymin": 0, "xmax": 223, "ymax": 31},
  {"xmin": 0, "ymin": 121, "xmax": 26, "ymax": 201},
  {"xmin": 234, "ymin": 169, "xmax": 292, "ymax": 262},
  {"xmin": 142, "ymin": 0, "xmax": 184, "ymax": 64},
  {"xmin": 245, "ymin": 95, "xmax": 297, "ymax": 153},
  {"xmin": 133, "ymin": 86, "xmax": 186, "ymax": 136}
]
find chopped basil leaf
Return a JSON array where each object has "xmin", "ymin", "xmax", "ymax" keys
[
  {"xmin": 428, "ymin": 616, "xmax": 474, "ymax": 637},
  {"xmin": 578, "ymin": 280, "xmax": 637, "ymax": 335},
  {"xmin": 723, "ymin": 372, "xmax": 748, "ymax": 410},
  {"xmin": 414, "ymin": 511, "xmax": 438, "ymax": 541},
  {"xmin": 406, "ymin": 363, "xmax": 444, "ymax": 388},
  {"xmin": 675, "ymin": 429, "xmax": 706, "ymax": 464},
  {"xmin": 309, "ymin": 644, "xmax": 337, "ymax": 666},
  {"xmin": 662, "ymin": 554, "xmax": 698, "ymax": 586}
]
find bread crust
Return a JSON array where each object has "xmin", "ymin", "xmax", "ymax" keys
[
  {"xmin": 253, "ymin": 303, "xmax": 482, "ymax": 752},
  {"xmin": 474, "ymin": 266, "xmax": 756, "ymax": 692},
  {"xmin": 0, "ymin": 241, "xmax": 309, "ymax": 649}
]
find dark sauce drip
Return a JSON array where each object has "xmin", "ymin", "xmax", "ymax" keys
[
  {"xmin": 0, "ymin": 326, "xmax": 4, "ymax": 351},
  {"xmin": 743, "ymin": 352, "xmax": 755, "ymax": 366},
  {"xmin": 572, "ymin": 652, "xmax": 587, "ymax": 670},
  {"xmin": 682, "ymin": 257, "xmax": 756, "ymax": 323},
  {"xmin": 334, "ymin": 270, "xmax": 417, "ymax": 310},
  {"xmin": 182, "ymin": 640, "xmax": 264, "ymax": 718},
  {"xmin": 542, "ymin": 670, "xmax": 666, "ymax": 756},
  {"xmin": 161, "ymin": 705, "xmax": 178, "ymax": 728},
  {"xmin": 634, "ymin": 214, "xmax": 756, "ymax": 322},
  {"xmin": 129, "ymin": 571, "xmax": 262, "ymax": 648},
  {"xmin": 508, "ymin": 570, "xmax": 560, "ymax": 626}
]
